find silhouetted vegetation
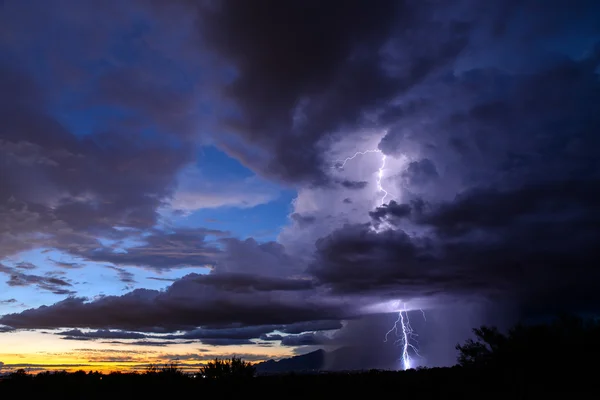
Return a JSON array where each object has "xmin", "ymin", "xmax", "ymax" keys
[
  {"xmin": 456, "ymin": 314, "xmax": 600, "ymax": 376},
  {"xmin": 144, "ymin": 362, "xmax": 186, "ymax": 379},
  {"xmin": 2, "ymin": 316, "xmax": 600, "ymax": 398},
  {"xmin": 199, "ymin": 356, "xmax": 256, "ymax": 379}
]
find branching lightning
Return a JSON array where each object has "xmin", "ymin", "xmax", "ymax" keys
[
  {"xmin": 384, "ymin": 304, "xmax": 426, "ymax": 370},
  {"xmin": 335, "ymin": 150, "xmax": 424, "ymax": 370},
  {"xmin": 376, "ymin": 153, "xmax": 389, "ymax": 206},
  {"xmin": 333, "ymin": 149, "xmax": 389, "ymax": 206}
]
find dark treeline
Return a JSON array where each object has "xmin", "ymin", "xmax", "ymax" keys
[{"xmin": 1, "ymin": 315, "xmax": 600, "ymax": 398}]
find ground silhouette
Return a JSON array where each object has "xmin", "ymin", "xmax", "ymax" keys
[{"xmin": 1, "ymin": 315, "xmax": 599, "ymax": 398}]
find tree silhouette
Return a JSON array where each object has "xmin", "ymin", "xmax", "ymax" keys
[
  {"xmin": 456, "ymin": 326, "xmax": 506, "ymax": 368},
  {"xmin": 456, "ymin": 314, "xmax": 600, "ymax": 373},
  {"xmin": 160, "ymin": 362, "xmax": 183, "ymax": 377},
  {"xmin": 143, "ymin": 361, "xmax": 184, "ymax": 380},
  {"xmin": 199, "ymin": 357, "xmax": 255, "ymax": 379},
  {"xmin": 9, "ymin": 369, "xmax": 29, "ymax": 380}
]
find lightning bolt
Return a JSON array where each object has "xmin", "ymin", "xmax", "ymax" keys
[
  {"xmin": 384, "ymin": 304, "xmax": 425, "ymax": 370},
  {"xmin": 335, "ymin": 150, "xmax": 425, "ymax": 370},
  {"xmin": 377, "ymin": 153, "xmax": 388, "ymax": 206},
  {"xmin": 333, "ymin": 149, "xmax": 390, "ymax": 206}
]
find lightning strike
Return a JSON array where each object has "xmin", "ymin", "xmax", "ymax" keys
[
  {"xmin": 333, "ymin": 149, "xmax": 390, "ymax": 206},
  {"xmin": 384, "ymin": 304, "xmax": 425, "ymax": 370},
  {"xmin": 376, "ymin": 153, "xmax": 388, "ymax": 206}
]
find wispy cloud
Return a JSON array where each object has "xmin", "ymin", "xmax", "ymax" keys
[
  {"xmin": 104, "ymin": 265, "xmax": 136, "ymax": 288},
  {"xmin": 48, "ymin": 259, "xmax": 85, "ymax": 269},
  {"xmin": 0, "ymin": 263, "xmax": 75, "ymax": 295}
]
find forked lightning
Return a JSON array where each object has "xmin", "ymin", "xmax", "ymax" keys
[
  {"xmin": 384, "ymin": 306, "xmax": 423, "ymax": 370},
  {"xmin": 333, "ymin": 149, "xmax": 389, "ymax": 206}
]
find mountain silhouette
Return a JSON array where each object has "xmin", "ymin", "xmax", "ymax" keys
[
  {"xmin": 255, "ymin": 349, "xmax": 326, "ymax": 374},
  {"xmin": 255, "ymin": 346, "xmax": 400, "ymax": 374}
]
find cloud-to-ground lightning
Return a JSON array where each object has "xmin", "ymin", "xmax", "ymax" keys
[
  {"xmin": 335, "ymin": 151, "xmax": 423, "ymax": 370},
  {"xmin": 333, "ymin": 149, "xmax": 390, "ymax": 206},
  {"xmin": 384, "ymin": 304, "xmax": 425, "ymax": 370}
]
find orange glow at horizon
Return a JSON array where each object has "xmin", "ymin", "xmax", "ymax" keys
[{"xmin": 0, "ymin": 330, "xmax": 294, "ymax": 374}]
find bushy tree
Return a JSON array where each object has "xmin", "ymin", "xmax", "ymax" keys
[
  {"xmin": 145, "ymin": 364, "xmax": 159, "ymax": 375},
  {"xmin": 455, "ymin": 326, "xmax": 507, "ymax": 368},
  {"xmin": 199, "ymin": 357, "xmax": 255, "ymax": 379},
  {"xmin": 456, "ymin": 314, "xmax": 600, "ymax": 371},
  {"xmin": 160, "ymin": 362, "xmax": 183, "ymax": 377},
  {"xmin": 8, "ymin": 369, "xmax": 31, "ymax": 382},
  {"xmin": 144, "ymin": 362, "xmax": 184, "ymax": 378}
]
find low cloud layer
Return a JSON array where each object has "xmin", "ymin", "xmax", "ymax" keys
[{"xmin": 0, "ymin": 273, "xmax": 351, "ymax": 332}]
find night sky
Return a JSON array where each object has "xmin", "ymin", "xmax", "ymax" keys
[{"xmin": 1, "ymin": 0, "xmax": 599, "ymax": 373}]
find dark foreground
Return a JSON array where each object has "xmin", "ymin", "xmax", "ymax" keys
[{"xmin": 1, "ymin": 367, "xmax": 597, "ymax": 399}]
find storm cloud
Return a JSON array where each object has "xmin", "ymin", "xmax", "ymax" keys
[
  {"xmin": 0, "ymin": 273, "xmax": 351, "ymax": 332},
  {"xmin": 312, "ymin": 178, "xmax": 600, "ymax": 318},
  {"xmin": 1, "ymin": 0, "xmax": 600, "ymax": 369}
]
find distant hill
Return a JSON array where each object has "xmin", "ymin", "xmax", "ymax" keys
[
  {"xmin": 255, "ymin": 349, "xmax": 326, "ymax": 374},
  {"xmin": 255, "ymin": 346, "xmax": 398, "ymax": 374}
]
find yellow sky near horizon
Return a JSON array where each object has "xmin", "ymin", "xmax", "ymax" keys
[{"xmin": 0, "ymin": 330, "xmax": 295, "ymax": 373}]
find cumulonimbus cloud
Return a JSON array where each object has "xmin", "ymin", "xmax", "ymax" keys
[{"xmin": 0, "ymin": 0, "xmax": 599, "ymax": 360}]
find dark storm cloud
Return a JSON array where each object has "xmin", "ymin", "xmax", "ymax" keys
[
  {"xmin": 311, "ymin": 225, "xmax": 447, "ymax": 298},
  {"xmin": 0, "ymin": 0, "xmax": 208, "ymax": 262},
  {"xmin": 280, "ymin": 332, "xmax": 334, "ymax": 347},
  {"xmin": 260, "ymin": 331, "xmax": 336, "ymax": 346},
  {"xmin": 0, "ymin": 273, "xmax": 350, "ymax": 332},
  {"xmin": 379, "ymin": 60, "xmax": 600, "ymax": 192},
  {"xmin": 163, "ymin": 325, "xmax": 276, "ymax": 341},
  {"xmin": 290, "ymin": 1, "xmax": 600, "ymax": 321},
  {"xmin": 171, "ymin": 0, "xmax": 472, "ymax": 185},
  {"xmin": 368, "ymin": 201, "xmax": 414, "ymax": 225},
  {"xmin": 400, "ymin": 159, "xmax": 439, "ymax": 186},
  {"xmin": 161, "ymin": 0, "xmax": 600, "ymax": 191},
  {"xmin": 1, "ymin": 0, "xmax": 599, "ymax": 349},
  {"xmin": 280, "ymin": 320, "xmax": 343, "ymax": 334},
  {"xmin": 312, "ymin": 177, "xmax": 600, "ymax": 316},
  {"xmin": 200, "ymin": 338, "xmax": 254, "ymax": 346},
  {"xmin": 0, "ymin": 63, "xmax": 194, "ymax": 259},
  {"xmin": 422, "ymin": 180, "xmax": 600, "ymax": 238},
  {"xmin": 216, "ymin": 237, "xmax": 305, "ymax": 277},
  {"xmin": 54, "ymin": 319, "xmax": 346, "ymax": 344},
  {"xmin": 182, "ymin": 273, "xmax": 315, "ymax": 292},
  {"xmin": 61, "ymin": 329, "xmax": 147, "ymax": 340},
  {"xmin": 103, "ymin": 340, "xmax": 177, "ymax": 347},
  {"xmin": 162, "ymin": 320, "xmax": 343, "ymax": 342}
]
